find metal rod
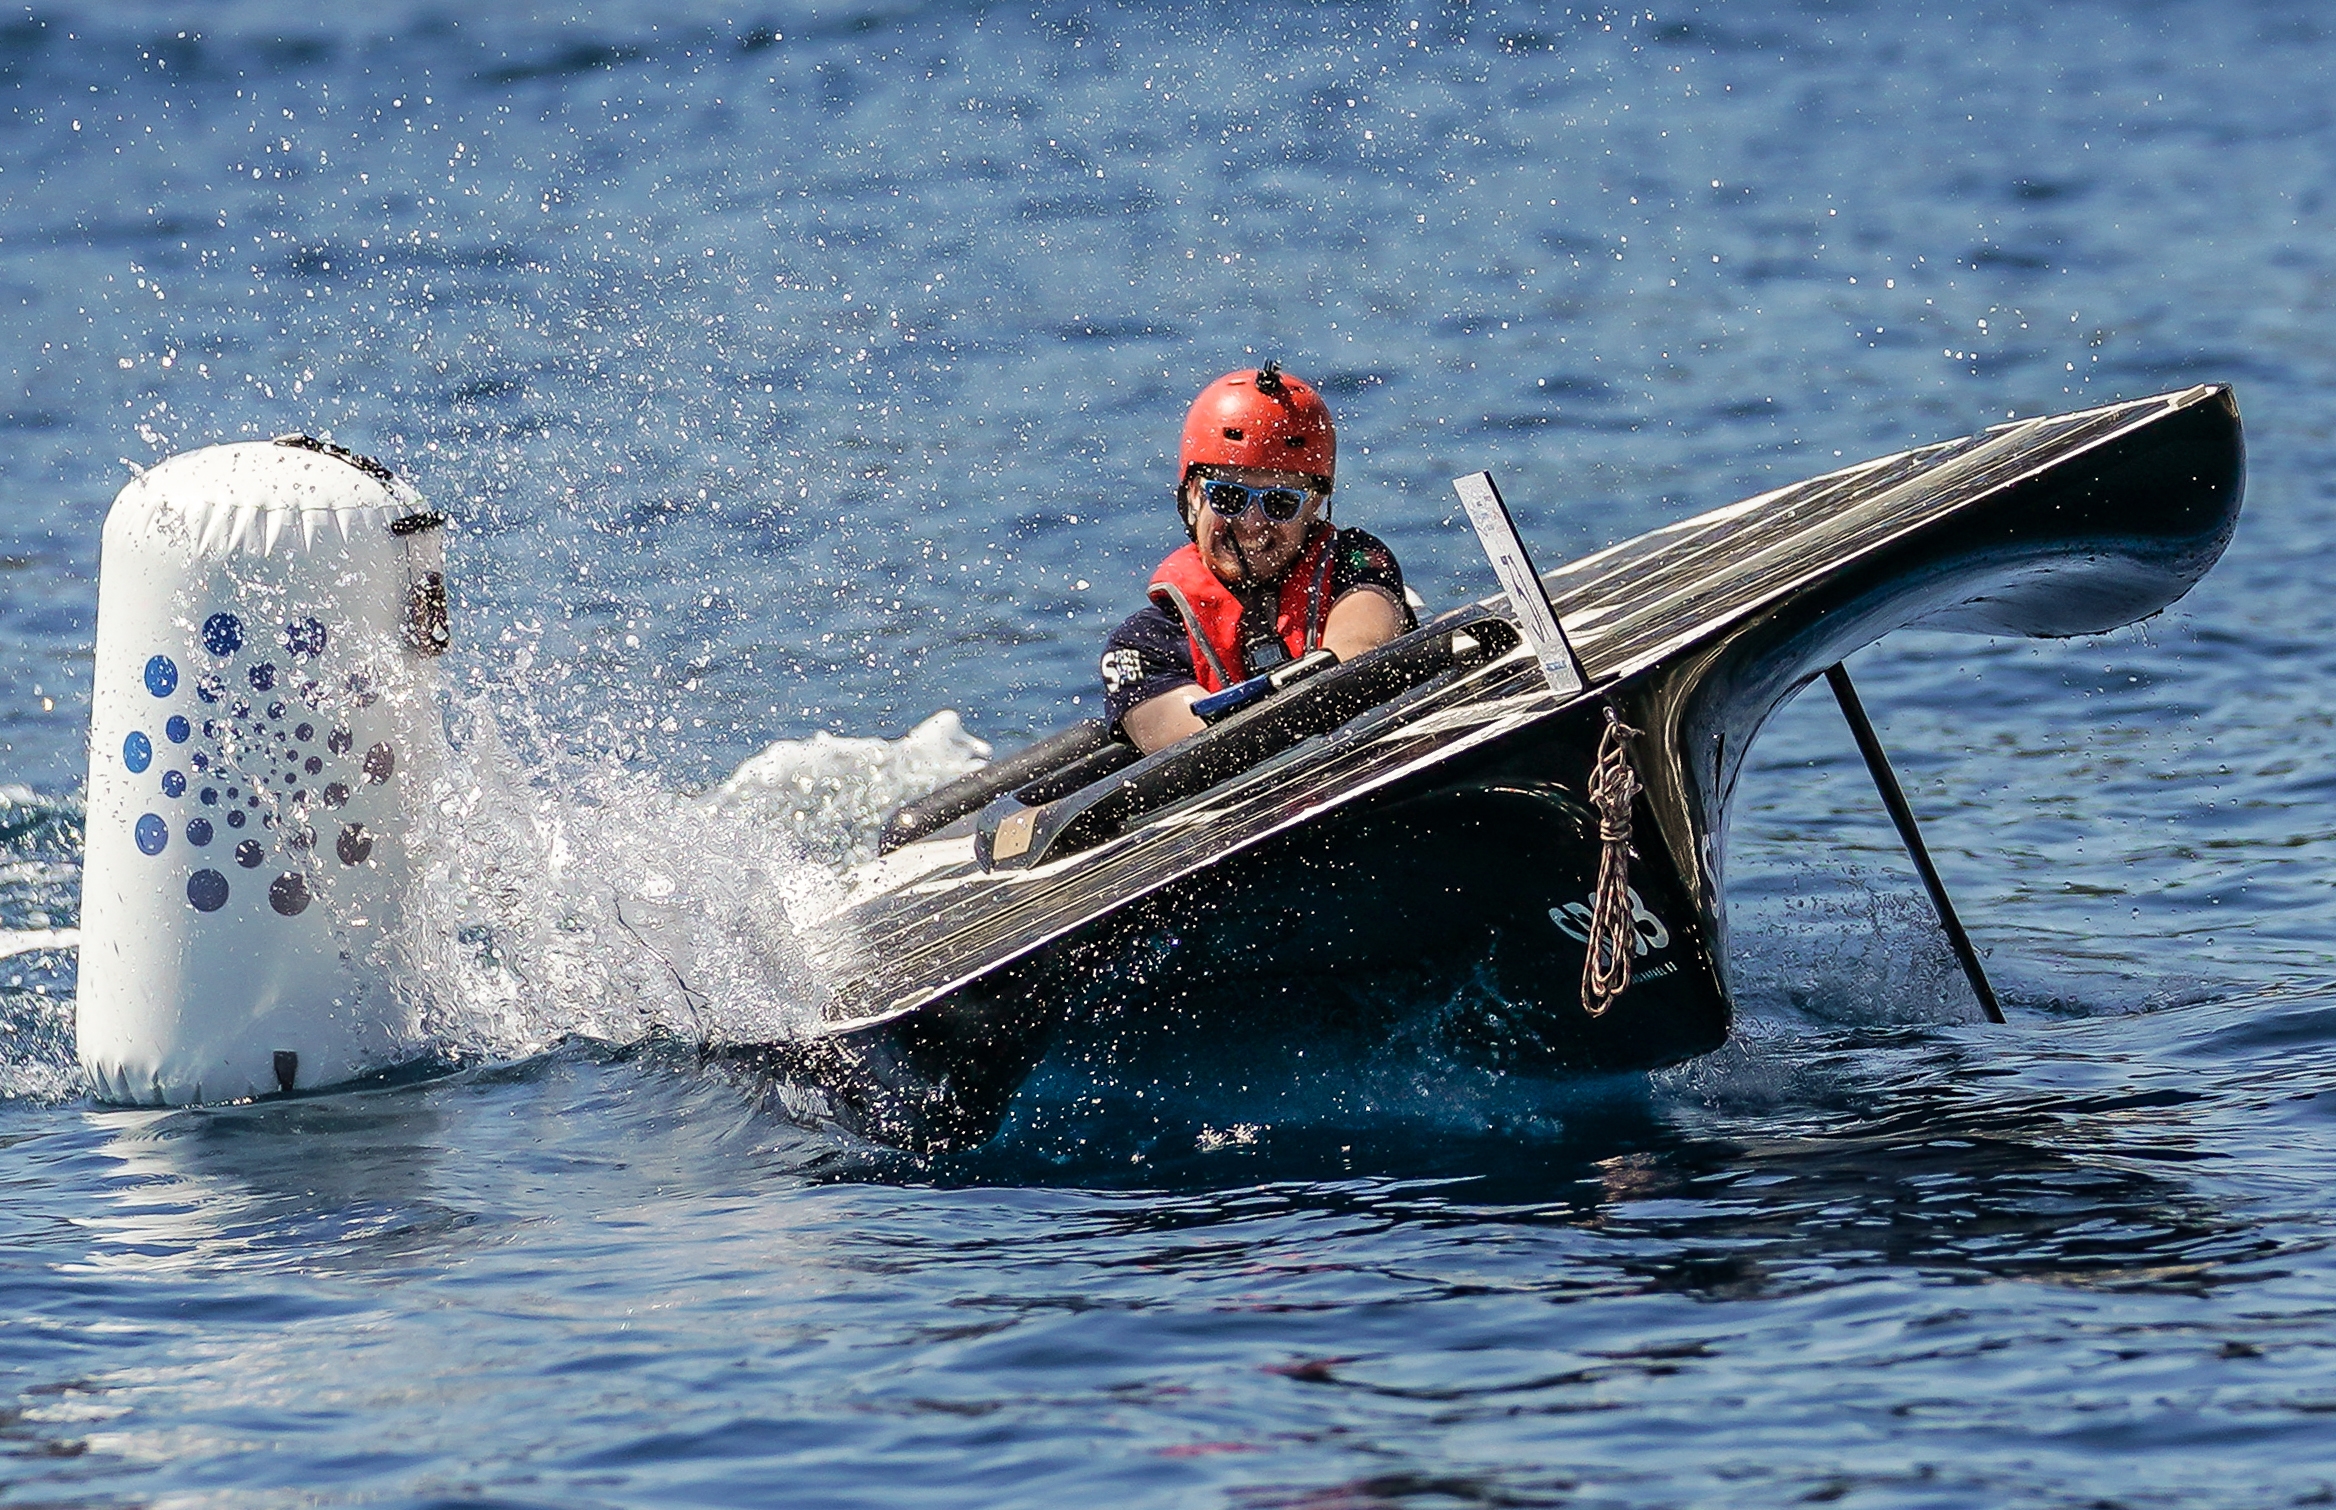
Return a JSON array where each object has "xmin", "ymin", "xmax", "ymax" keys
[{"xmin": 1823, "ymin": 663, "xmax": 2006, "ymax": 1024}]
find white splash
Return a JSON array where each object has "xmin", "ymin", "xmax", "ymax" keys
[
  {"xmin": 395, "ymin": 703, "xmax": 990, "ymax": 1063},
  {"xmin": 706, "ymin": 709, "xmax": 990, "ymax": 868}
]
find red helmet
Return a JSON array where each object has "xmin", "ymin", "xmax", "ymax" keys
[{"xmin": 1177, "ymin": 362, "xmax": 1336, "ymax": 490}]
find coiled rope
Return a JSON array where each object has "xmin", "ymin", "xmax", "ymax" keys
[{"xmin": 1581, "ymin": 707, "xmax": 1642, "ymax": 1018}]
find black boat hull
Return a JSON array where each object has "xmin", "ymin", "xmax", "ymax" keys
[{"xmin": 779, "ymin": 386, "xmax": 2244, "ymax": 1151}]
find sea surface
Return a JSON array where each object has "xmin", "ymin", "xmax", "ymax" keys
[{"xmin": 5, "ymin": 2, "xmax": 2336, "ymax": 1504}]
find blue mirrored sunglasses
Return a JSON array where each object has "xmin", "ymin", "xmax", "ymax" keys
[{"xmin": 1200, "ymin": 478, "xmax": 1319, "ymax": 524}]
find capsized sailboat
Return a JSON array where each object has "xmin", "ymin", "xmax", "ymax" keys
[{"xmin": 757, "ymin": 385, "xmax": 2244, "ymax": 1151}]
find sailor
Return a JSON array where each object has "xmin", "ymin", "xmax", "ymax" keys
[{"xmin": 1101, "ymin": 363, "xmax": 1415, "ymax": 752}]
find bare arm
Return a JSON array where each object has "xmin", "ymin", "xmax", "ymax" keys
[
  {"xmin": 1321, "ymin": 585, "xmax": 1407, "ymax": 663},
  {"xmin": 1122, "ymin": 684, "xmax": 1207, "ymax": 753}
]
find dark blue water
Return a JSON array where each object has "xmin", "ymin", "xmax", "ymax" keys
[{"xmin": 8, "ymin": 2, "xmax": 2336, "ymax": 1503}]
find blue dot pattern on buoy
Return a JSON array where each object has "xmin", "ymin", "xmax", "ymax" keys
[
  {"xmin": 187, "ymin": 869, "xmax": 228, "ymax": 912},
  {"xmin": 270, "ymin": 873, "xmax": 311, "ymax": 916},
  {"xmin": 285, "ymin": 618, "xmax": 327, "ymax": 656},
  {"xmin": 128, "ymin": 615, "xmax": 399, "ymax": 923}
]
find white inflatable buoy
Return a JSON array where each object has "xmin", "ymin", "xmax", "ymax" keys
[{"xmin": 77, "ymin": 436, "xmax": 450, "ymax": 1104}]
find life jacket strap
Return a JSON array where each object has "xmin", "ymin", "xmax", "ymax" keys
[{"xmin": 1151, "ymin": 579, "xmax": 1238, "ymax": 688}]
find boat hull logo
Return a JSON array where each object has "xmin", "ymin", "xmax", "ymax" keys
[{"xmin": 1549, "ymin": 887, "xmax": 1670, "ymax": 957}]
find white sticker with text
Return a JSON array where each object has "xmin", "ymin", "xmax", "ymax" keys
[{"xmin": 1548, "ymin": 886, "xmax": 1671, "ymax": 957}]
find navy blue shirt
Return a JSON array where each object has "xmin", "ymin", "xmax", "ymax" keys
[{"xmin": 1099, "ymin": 526, "xmax": 1411, "ymax": 734}]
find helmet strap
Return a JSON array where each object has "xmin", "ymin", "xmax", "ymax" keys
[{"xmin": 1227, "ymin": 528, "xmax": 1253, "ymax": 584}]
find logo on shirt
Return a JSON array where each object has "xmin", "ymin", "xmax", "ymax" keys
[{"xmin": 1101, "ymin": 648, "xmax": 1145, "ymax": 694}]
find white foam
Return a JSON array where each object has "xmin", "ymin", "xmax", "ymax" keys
[
  {"xmin": 390, "ymin": 704, "xmax": 991, "ymax": 1062},
  {"xmin": 0, "ymin": 928, "xmax": 79, "ymax": 959},
  {"xmin": 706, "ymin": 709, "xmax": 991, "ymax": 868}
]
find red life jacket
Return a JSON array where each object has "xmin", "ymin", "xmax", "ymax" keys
[{"xmin": 1147, "ymin": 525, "xmax": 1337, "ymax": 693}]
